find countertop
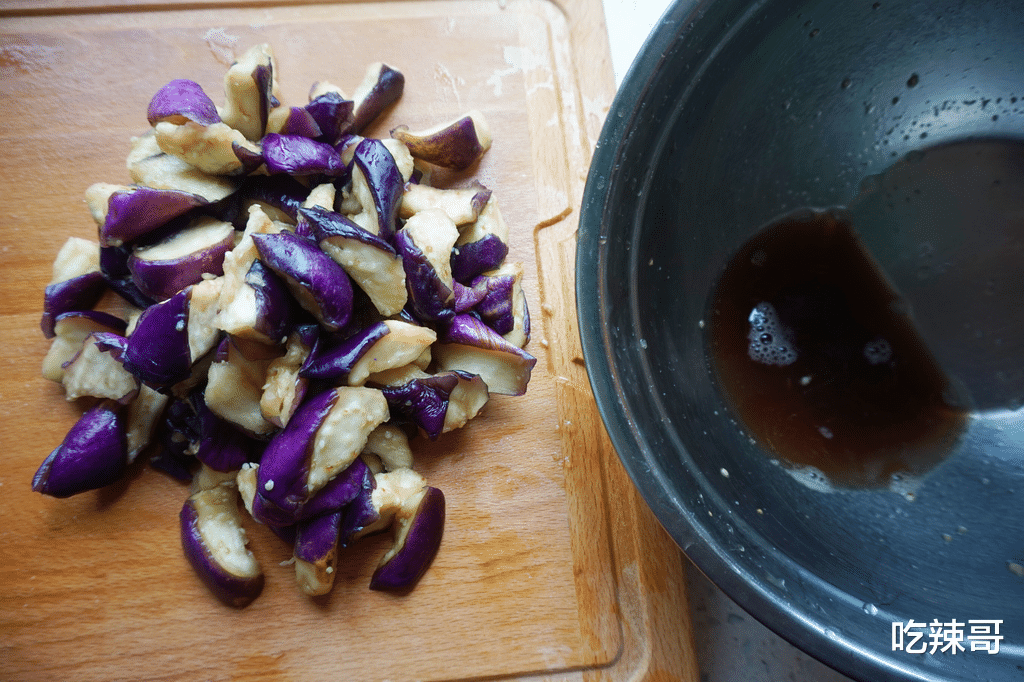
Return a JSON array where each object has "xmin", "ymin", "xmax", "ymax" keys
[{"xmin": 599, "ymin": 1, "xmax": 858, "ymax": 680}]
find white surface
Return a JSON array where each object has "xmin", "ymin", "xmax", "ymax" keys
[
  {"xmin": 602, "ymin": 0, "xmax": 673, "ymax": 85},
  {"xmin": 597, "ymin": 2, "xmax": 859, "ymax": 680}
]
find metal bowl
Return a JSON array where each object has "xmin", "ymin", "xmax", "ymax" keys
[{"xmin": 577, "ymin": 1, "xmax": 1024, "ymax": 680}]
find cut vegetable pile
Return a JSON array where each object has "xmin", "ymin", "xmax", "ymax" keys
[{"xmin": 34, "ymin": 44, "xmax": 534, "ymax": 607}]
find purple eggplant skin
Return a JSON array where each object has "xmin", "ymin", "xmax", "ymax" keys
[
  {"xmin": 338, "ymin": 479, "xmax": 379, "ymax": 548},
  {"xmin": 306, "ymin": 92, "xmax": 354, "ymax": 145},
  {"xmin": 41, "ymin": 272, "xmax": 107, "ymax": 339},
  {"xmin": 390, "ymin": 111, "xmax": 490, "ymax": 171},
  {"xmin": 436, "ymin": 314, "xmax": 537, "ymax": 396},
  {"xmin": 278, "ymin": 106, "xmax": 323, "ymax": 139},
  {"xmin": 300, "ymin": 205, "xmax": 396, "ymax": 255},
  {"xmin": 350, "ymin": 63, "xmax": 405, "ymax": 134},
  {"xmin": 251, "ymin": 388, "xmax": 340, "ymax": 526},
  {"xmin": 450, "ymin": 233, "xmax": 509, "ymax": 284},
  {"xmin": 379, "ymin": 373, "xmax": 460, "ymax": 440},
  {"xmin": 394, "ymin": 228, "xmax": 455, "ymax": 325},
  {"xmin": 101, "ymin": 186, "xmax": 209, "ymax": 248},
  {"xmin": 300, "ymin": 456, "xmax": 373, "ymax": 521},
  {"xmin": 123, "ymin": 287, "xmax": 193, "ymax": 387},
  {"xmin": 99, "ymin": 245, "xmax": 157, "ymax": 310},
  {"xmin": 293, "ymin": 508, "xmax": 342, "ymax": 562},
  {"xmin": 180, "ymin": 488, "xmax": 264, "ymax": 608},
  {"xmin": 129, "ymin": 218, "xmax": 235, "ymax": 302},
  {"xmin": 32, "ymin": 401, "xmax": 128, "ymax": 498},
  {"xmin": 352, "ymin": 138, "xmax": 403, "ymax": 240},
  {"xmin": 261, "ymin": 134, "xmax": 346, "ymax": 177},
  {"xmin": 470, "ymin": 272, "xmax": 517, "ymax": 335},
  {"xmin": 244, "ymin": 259, "xmax": 295, "ymax": 343},
  {"xmin": 232, "ymin": 174, "xmax": 312, "ymax": 226},
  {"xmin": 147, "ymin": 79, "xmax": 221, "ymax": 127},
  {"xmin": 370, "ymin": 486, "xmax": 445, "ymax": 591},
  {"xmin": 191, "ymin": 393, "xmax": 260, "ymax": 473},
  {"xmin": 452, "ymin": 281, "xmax": 486, "ymax": 313},
  {"xmin": 251, "ymin": 232, "xmax": 353, "ymax": 332},
  {"xmin": 299, "ymin": 321, "xmax": 389, "ymax": 381}
]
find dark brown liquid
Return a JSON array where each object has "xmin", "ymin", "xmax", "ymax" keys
[{"xmin": 709, "ymin": 208, "xmax": 968, "ymax": 488}]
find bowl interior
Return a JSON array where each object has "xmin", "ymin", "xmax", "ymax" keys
[{"xmin": 579, "ymin": 1, "xmax": 1024, "ymax": 680}]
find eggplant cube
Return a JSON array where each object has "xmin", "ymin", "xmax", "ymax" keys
[
  {"xmin": 390, "ymin": 110, "xmax": 491, "ymax": 171},
  {"xmin": 33, "ymin": 401, "xmax": 128, "ymax": 498},
  {"xmin": 180, "ymin": 484, "xmax": 264, "ymax": 607}
]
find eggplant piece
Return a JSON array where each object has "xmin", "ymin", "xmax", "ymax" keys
[
  {"xmin": 41, "ymin": 237, "xmax": 106, "ymax": 338},
  {"xmin": 42, "ymin": 311, "xmax": 128, "ymax": 383},
  {"xmin": 254, "ymin": 386, "xmax": 388, "ymax": 525},
  {"xmin": 469, "ymin": 262, "xmax": 530, "ymax": 347},
  {"xmin": 347, "ymin": 320, "xmax": 436, "ymax": 386},
  {"xmin": 124, "ymin": 383, "xmax": 170, "ymax": 463},
  {"xmin": 299, "ymin": 321, "xmax": 390, "ymax": 382},
  {"xmin": 229, "ymin": 174, "xmax": 311, "ymax": 227},
  {"xmin": 349, "ymin": 63, "xmax": 404, "ymax": 134},
  {"xmin": 350, "ymin": 138, "xmax": 403, "ymax": 240},
  {"xmin": 62, "ymin": 332, "xmax": 140, "ymax": 404},
  {"xmin": 216, "ymin": 206, "xmax": 294, "ymax": 344},
  {"xmin": 441, "ymin": 371, "xmax": 489, "ymax": 433},
  {"xmin": 128, "ymin": 217, "xmax": 235, "ymax": 302},
  {"xmin": 86, "ymin": 183, "xmax": 209, "ymax": 248},
  {"xmin": 453, "ymin": 280, "xmax": 486, "ymax": 313},
  {"xmin": 32, "ymin": 401, "xmax": 128, "ymax": 498},
  {"xmin": 300, "ymin": 320, "xmax": 435, "ymax": 385},
  {"xmin": 260, "ymin": 324, "xmax": 316, "ymax": 428},
  {"xmin": 172, "ymin": 390, "xmax": 261, "ymax": 473},
  {"xmin": 204, "ymin": 336, "xmax": 279, "ymax": 438},
  {"xmin": 99, "ymin": 245, "xmax": 157, "ymax": 310},
  {"xmin": 399, "ymin": 182, "xmax": 491, "ymax": 226},
  {"xmin": 148, "ymin": 79, "xmax": 221, "ymax": 127},
  {"xmin": 261, "ymin": 134, "xmax": 346, "ymax": 177},
  {"xmin": 379, "ymin": 370, "xmax": 458, "ymax": 440},
  {"xmin": 293, "ymin": 508, "xmax": 343, "ymax": 596},
  {"xmin": 274, "ymin": 106, "xmax": 323, "ymax": 138},
  {"xmin": 154, "ymin": 120, "xmax": 260, "ymax": 176},
  {"xmin": 180, "ymin": 484, "xmax": 264, "ymax": 607},
  {"xmin": 451, "ymin": 197, "xmax": 510, "ymax": 283},
  {"xmin": 433, "ymin": 315, "xmax": 536, "ymax": 396},
  {"xmin": 370, "ymin": 485, "xmax": 445, "ymax": 591},
  {"xmin": 362, "ymin": 423, "xmax": 413, "ymax": 471},
  {"xmin": 390, "ymin": 110, "xmax": 491, "ymax": 171},
  {"xmin": 305, "ymin": 91, "xmax": 355, "ymax": 145},
  {"xmin": 218, "ymin": 43, "xmax": 278, "ymax": 142},
  {"xmin": 251, "ymin": 231, "xmax": 354, "ymax": 332},
  {"xmin": 395, "ymin": 209, "xmax": 460, "ymax": 324},
  {"xmin": 302, "ymin": 205, "xmax": 407, "ymax": 317},
  {"xmin": 127, "ymin": 131, "xmax": 239, "ymax": 203},
  {"xmin": 122, "ymin": 287, "xmax": 193, "ymax": 388}
]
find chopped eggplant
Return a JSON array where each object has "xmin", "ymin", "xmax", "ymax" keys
[
  {"xmin": 434, "ymin": 314, "xmax": 536, "ymax": 396},
  {"xmin": 349, "ymin": 63, "xmax": 404, "ymax": 133},
  {"xmin": 122, "ymin": 287, "xmax": 193, "ymax": 388},
  {"xmin": 260, "ymin": 325, "xmax": 315, "ymax": 428},
  {"xmin": 390, "ymin": 110, "xmax": 491, "ymax": 171},
  {"xmin": 62, "ymin": 332, "xmax": 140, "ymax": 404},
  {"xmin": 293, "ymin": 508, "xmax": 343, "ymax": 596},
  {"xmin": 395, "ymin": 208, "xmax": 460, "ymax": 323},
  {"xmin": 399, "ymin": 181, "xmax": 490, "ymax": 226},
  {"xmin": 451, "ymin": 197, "xmax": 510, "ymax": 283},
  {"xmin": 350, "ymin": 138, "xmax": 403, "ymax": 240},
  {"xmin": 261, "ymin": 133, "xmax": 346, "ymax": 177},
  {"xmin": 33, "ymin": 401, "xmax": 128, "ymax": 498},
  {"xmin": 154, "ymin": 120, "xmax": 260, "ymax": 176},
  {"xmin": 204, "ymin": 336, "xmax": 279, "ymax": 438},
  {"xmin": 147, "ymin": 78, "xmax": 221, "ymax": 127},
  {"xmin": 87, "ymin": 183, "xmax": 209, "ymax": 248},
  {"xmin": 218, "ymin": 43, "xmax": 278, "ymax": 142},
  {"xmin": 370, "ymin": 485, "xmax": 445, "ymax": 591},
  {"xmin": 180, "ymin": 483, "xmax": 264, "ymax": 607},
  {"xmin": 41, "ymin": 237, "xmax": 106, "ymax": 338},
  {"xmin": 42, "ymin": 311, "xmax": 128, "ymax": 383},
  {"xmin": 124, "ymin": 384, "xmax": 170, "ymax": 463},
  {"xmin": 127, "ymin": 130, "xmax": 239, "ymax": 203},
  {"xmin": 252, "ymin": 231, "xmax": 353, "ymax": 332},
  {"xmin": 302, "ymin": 205, "xmax": 407, "ymax": 316},
  {"xmin": 128, "ymin": 217, "xmax": 235, "ymax": 301}
]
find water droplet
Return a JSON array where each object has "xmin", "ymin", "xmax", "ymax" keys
[
  {"xmin": 863, "ymin": 603, "xmax": 879, "ymax": 616},
  {"xmin": 809, "ymin": 27, "xmax": 820, "ymax": 38},
  {"xmin": 841, "ymin": 77, "xmax": 852, "ymax": 89},
  {"xmin": 907, "ymin": 73, "xmax": 920, "ymax": 87}
]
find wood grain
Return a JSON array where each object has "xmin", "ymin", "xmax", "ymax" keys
[{"xmin": 0, "ymin": 1, "xmax": 699, "ymax": 680}]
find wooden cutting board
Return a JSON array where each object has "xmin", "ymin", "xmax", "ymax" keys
[{"xmin": 0, "ymin": 1, "xmax": 699, "ymax": 680}]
